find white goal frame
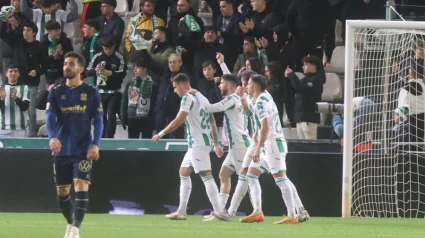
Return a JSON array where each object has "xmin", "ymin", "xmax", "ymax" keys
[{"xmin": 342, "ymin": 20, "xmax": 425, "ymax": 218}]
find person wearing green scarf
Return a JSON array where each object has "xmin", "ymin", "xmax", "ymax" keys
[{"xmin": 120, "ymin": 58, "xmax": 158, "ymax": 139}]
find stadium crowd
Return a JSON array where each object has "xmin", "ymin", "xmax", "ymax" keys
[{"xmin": 0, "ymin": 0, "xmax": 399, "ymax": 139}]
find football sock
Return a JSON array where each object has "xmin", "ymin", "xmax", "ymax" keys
[
  {"xmin": 246, "ymin": 172, "xmax": 262, "ymax": 213},
  {"xmin": 202, "ymin": 175, "xmax": 222, "ymax": 213},
  {"xmin": 275, "ymin": 176, "xmax": 296, "ymax": 218},
  {"xmin": 73, "ymin": 191, "xmax": 89, "ymax": 228},
  {"xmin": 288, "ymin": 179, "xmax": 304, "ymax": 213},
  {"xmin": 58, "ymin": 194, "xmax": 73, "ymax": 224},
  {"xmin": 227, "ymin": 174, "xmax": 249, "ymax": 215},
  {"xmin": 219, "ymin": 193, "xmax": 229, "ymax": 211},
  {"xmin": 177, "ymin": 176, "xmax": 192, "ymax": 214}
]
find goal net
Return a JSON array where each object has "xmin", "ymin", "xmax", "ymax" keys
[{"xmin": 343, "ymin": 20, "xmax": 425, "ymax": 218}]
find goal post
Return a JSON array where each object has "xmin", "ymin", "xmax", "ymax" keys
[{"xmin": 342, "ymin": 20, "xmax": 425, "ymax": 218}]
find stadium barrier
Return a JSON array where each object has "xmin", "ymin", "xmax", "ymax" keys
[{"xmin": 0, "ymin": 140, "xmax": 343, "ymax": 217}]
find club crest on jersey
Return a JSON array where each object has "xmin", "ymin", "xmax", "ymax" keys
[
  {"xmin": 79, "ymin": 160, "xmax": 92, "ymax": 172},
  {"xmin": 61, "ymin": 95, "xmax": 66, "ymax": 100},
  {"xmin": 80, "ymin": 93, "xmax": 87, "ymax": 101}
]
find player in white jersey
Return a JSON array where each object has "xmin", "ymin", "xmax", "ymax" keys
[
  {"xmin": 187, "ymin": 74, "xmax": 255, "ymax": 221},
  {"xmin": 0, "ymin": 65, "xmax": 30, "ymax": 137},
  {"xmin": 237, "ymin": 74, "xmax": 307, "ymax": 224},
  {"xmin": 152, "ymin": 73, "xmax": 227, "ymax": 221}
]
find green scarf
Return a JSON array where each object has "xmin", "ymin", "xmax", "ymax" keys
[
  {"xmin": 40, "ymin": 10, "xmax": 58, "ymax": 40},
  {"xmin": 48, "ymin": 37, "xmax": 59, "ymax": 56},
  {"xmin": 129, "ymin": 13, "xmax": 157, "ymax": 50},
  {"xmin": 178, "ymin": 14, "xmax": 201, "ymax": 37},
  {"xmin": 83, "ymin": 32, "xmax": 99, "ymax": 86},
  {"xmin": 128, "ymin": 76, "xmax": 153, "ymax": 118}
]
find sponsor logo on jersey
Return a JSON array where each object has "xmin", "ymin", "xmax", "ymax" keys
[{"xmin": 61, "ymin": 105, "xmax": 87, "ymax": 113}]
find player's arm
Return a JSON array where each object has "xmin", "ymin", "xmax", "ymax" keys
[
  {"xmin": 46, "ymin": 89, "xmax": 62, "ymax": 153},
  {"xmin": 210, "ymin": 113, "xmax": 224, "ymax": 158},
  {"xmin": 194, "ymin": 91, "xmax": 234, "ymax": 113},
  {"xmin": 13, "ymin": 86, "xmax": 30, "ymax": 111},
  {"xmin": 255, "ymin": 101, "xmax": 270, "ymax": 154},
  {"xmin": 158, "ymin": 111, "xmax": 188, "ymax": 138},
  {"xmin": 91, "ymin": 90, "xmax": 104, "ymax": 147},
  {"xmin": 240, "ymin": 96, "xmax": 250, "ymax": 116}
]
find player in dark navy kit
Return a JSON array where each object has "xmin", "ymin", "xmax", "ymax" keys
[{"xmin": 46, "ymin": 52, "xmax": 103, "ymax": 238}]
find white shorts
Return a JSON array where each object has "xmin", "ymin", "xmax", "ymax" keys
[
  {"xmin": 262, "ymin": 138, "xmax": 288, "ymax": 174},
  {"xmin": 181, "ymin": 146, "xmax": 212, "ymax": 174},
  {"xmin": 244, "ymin": 144, "xmax": 270, "ymax": 174},
  {"xmin": 222, "ymin": 147, "xmax": 248, "ymax": 174}
]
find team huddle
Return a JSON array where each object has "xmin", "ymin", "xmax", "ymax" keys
[{"xmin": 152, "ymin": 67, "xmax": 309, "ymax": 224}]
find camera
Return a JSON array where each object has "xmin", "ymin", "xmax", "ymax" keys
[{"xmin": 317, "ymin": 102, "xmax": 344, "ymax": 114}]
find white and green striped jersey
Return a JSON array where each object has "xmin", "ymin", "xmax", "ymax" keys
[
  {"xmin": 253, "ymin": 92, "xmax": 286, "ymax": 141},
  {"xmin": 246, "ymin": 94, "xmax": 256, "ymax": 131},
  {"xmin": 0, "ymin": 85, "xmax": 30, "ymax": 131},
  {"xmin": 180, "ymin": 93, "xmax": 212, "ymax": 148},
  {"xmin": 195, "ymin": 92, "xmax": 251, "ymax": 148}
]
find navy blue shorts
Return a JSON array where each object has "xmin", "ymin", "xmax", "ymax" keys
[{"xmin": 53, "ymin": 155, "xmax": 93, "ymax": 186}]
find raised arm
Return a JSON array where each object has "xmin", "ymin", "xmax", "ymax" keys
[
  {"xmin": 20, "ymin": 0, "xmax": 33, "ymax": 21},
  {"xmin": 194, "ymin": 91, "xmax": 235, "ymax": 113}
]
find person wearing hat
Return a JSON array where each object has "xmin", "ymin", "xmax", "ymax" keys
[
  {"xmin": 285, "ymin": 55, "xmax": 326, "ymax": 139},
  {"xmin": 120, "ymin": 57, "xmax": 158, "ymax": 139},
  {"xmin": 85, "ymin": 34, "xmax": 127, "ymax": 138},
  {"xmin": 392, "ymin": 106, "xmax": 409, "ymax": 131},
  {"xmin": 124, "ymin": 0, "xmax": 165, "ymax": 63},
  {"xmin": 96, "ymin": 0, "xmax": 125, "ymax": 48}
]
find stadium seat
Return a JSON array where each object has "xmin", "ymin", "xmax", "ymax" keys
[
  {"xmin": 130, "ymin": 0, "xmax": 140, "ymax": 12},
  {"xmin": 322, "ymin": 73, "xmax": 342, "ymax": 101},
  {"xmin": 283, "ymin": 128, "xmax": 299, "ymax": 139},
  {"xmin": 198, "ymin": 12, "xmax": 213, "ymax": 26},
  {"xmin": 63, "ymin": 23, "xmax": 74, "ymax": 39},
  {"xmin": 325, "ymin": 46, "xmax": 345, "ymax": 74},
  {"xmin": 76, "ymin": 0, "xmax": 83, "ymax": 14},
  {"xmin": 116, "ymin": 0, "xmax": 128, "ymax": 16},
  {"xmin": 295, "ymin": 72, "xmax": 305, "ymax": 79}
]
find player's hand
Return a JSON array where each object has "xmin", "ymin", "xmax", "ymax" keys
[
  {"xmin": 29, "ymin": 70, "xmax": 37, "ymax": 77},
  {"xmin": 236, "ymin": 86, "xmax": 244, "ymax": 97},
  {"xmin": 216, "ymin": 53, "xmax": 225, "ymax": 65},
  {"xmin": 214, "ymin": 145, "xmax": 224, "ymax": 158},
  {"xmin": 187, "ymin": 89, "xmax": 198, "ymax": 95},
  {"xmin": 49, "ymin": 138, "xmax": 62, "ymax": 153},
  {"xmin": 87, "ymin": 144, "xmax": 100, "ymax": 161},
  {"xmin": 253, "ymin": 147, "xmax": 261, "ymax": 163},
  {"xmin": 0, "ymin": 87, "xmax": 5, "ymax": 100},
  {"xmin": 152, "ymin": 134, "xmax": 161, "ymax": 143}
]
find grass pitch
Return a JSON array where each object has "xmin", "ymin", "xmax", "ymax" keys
[{"xmin": 0, "ymin": 213, "xmax": 424, "ymax": 238}]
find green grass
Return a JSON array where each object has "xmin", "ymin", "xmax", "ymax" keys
[{"xmin": 0, "ymin": 213, "xmax": 424, "ymax": 238}]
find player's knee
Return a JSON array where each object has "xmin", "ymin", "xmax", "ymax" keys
[
  {"xmin": 272, "ymin": 171, "xmax": 287, "ymax": 178},
  {"xmin": 179, "ymin": 167, "xmax": 192, "ymax": 177},
  {"xmin": 56, "ymin": 185, "xmax": 71, "ymax": 196},
  {"xmin": 74, "ymin": 179, "xmax": 90, "ymax": 191},
  {"xmin": 239, "ymin": 167, "xmax": 248, "ymax": 176},
  {"xmin": 199, "ymin": 171, "xmax": 212, "ymax": 177}
]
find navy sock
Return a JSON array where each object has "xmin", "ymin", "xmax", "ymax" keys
[
  {"xmin": 58, "ymin": 194, "xmax": 73, "ymax": 224},
  {"xmin": 73, "ymin": 191, "xmax": 89, "ymax": 228}
]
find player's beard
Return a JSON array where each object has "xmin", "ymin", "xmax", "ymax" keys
[
  {"xmin": 221, "ymin": 89, "xmax": 228, "ymax": 97},
  {"xmin": 64, "ymin": 70, "xmax": 78, "ymax": 79}
]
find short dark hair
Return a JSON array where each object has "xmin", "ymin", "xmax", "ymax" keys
[
  {"xmin": 135, "ymin": 58, "xmax": 148, "ymax": 68},
  {"xmin": 84, "ymin": 19, "xmax": 100, "ymax": 32},
  {"xmin": 101, "ymin": 35, "xmax": 115, "ymax": 47},
  {"xmin": 41, "ymin": 0, "xmax": 55, "ymax": 8},
  {"xmin": 202, "ymin": 60, "xmax": 217, "ymax": 69},
  {"xmin": 241, "ymin": 70, "xmax": 257, "ymax": 83},
  {"xmin": 247, "ymin": 57, "xmax": 263, "ymax": 74},
  {"xmin": 101, "ymin": 0, "xmax": 117, "ymax": 8},
  {"xmin": 220, "ymin": 0, "xmax": 234, "ymax": 3},
  {"xmin": 64, "ymin": 52, "xmax": 86, "ymax": 67},
  {"xmin": 155, "ymin": 26, "xmax": 168, "ymax": 38},
  {"xmin": 172, "ymin": 73, "xmax": 190, "ymax": 83},
  {"xmin": 45, "ymin": 20, "xmax": 61, "ymax": 30},
  {"xmin": 221, "ymin": 74, "xmax": 239, "ymax": 87},
  {"xmin": 140, "ymin": 0, "xmax": 155, "ymax": 6},
  {"xmin": 302, "ymin": 56, "xmax": 322, "ymax": 70},
  {"xmin": 23, "ymin": 21, "xmax": 38, "ymax": 35},
  {"xmin": 7, "ymin": 64, "xmax": 18, "ymax": 70},
  {"xmin": 244, "ymin": 36, "xmax": 255, "ymax": 45},
  {"xmin": 250, "ymin": 74, "xmax": 267, "ymax": 91}
]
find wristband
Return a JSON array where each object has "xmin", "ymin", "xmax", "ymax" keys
[{"xmin": 158, "ymin": 130, "xmax": 165, "ymax": 138}]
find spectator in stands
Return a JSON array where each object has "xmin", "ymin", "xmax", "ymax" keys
[
  {"xmin": 216, "ymin": 0, "xmax": 244, "ymax": 70},
  {"xmin": 121, "ymin": 58, "xmax": 158, "ymax": 139},
  {"xmin": 398, "ymin": 58, "xmax": 425, "ymax": 142},
  {"xmin": 54, "ymin": 0, "xmax": 68, "ymax": 10},
  {"xmin": 86, "ymin": 35, "xmax": 127, "ymax": 138},
  {"xmin": 240, "ymin": 0, "xmax": 280, "ymax": 42},
  {"xmin": 0, "ymin": 20, "xmax": 45, "ymax": 137},
  {"xmin": 168, "ymin": 0, "xmax": 199, "ymax": 18},
  {"xmin": 285, "ymin": 0, "xmax": 329, "ymax": 71},
  {"xmin": 154, "ymin": 0, "xmax": 199, "ymax": 25},
  {"xmin": 233, "ymin": 36, "xmax": 258, "ymax": 73},
  {"xmin": 285, "ymin": 56, "xmax": 325, "ymax": 139},
  {"xmin": 147, "ymin": 26, "xmax": 176, "ymax": 83},
  {"xmin": 0, "ymin": 0, "xmax": 28, "ymax": 83},
  {"xmin": 81, "ymin": 0, "xmax": 102, "ymax": 35},
  {"xmin": 192, "ymin": 26, "xmax": 226, "ymax": 79},
  {"xmin": 82, "ymin": 19, "xmax": 102, "ymax": 86},
  {"xmin": 124, "ymin": 0, "xmax": 165, "ymax": 63},
  {"xmin": 167, "ymin": 0, "xmax": 204, "ymax": 73},
  {"xmin": 0, "ymin": 64, "xmax": 30, "ymax": 137},
  {"xmin": 20, "ymin": 0, "xmax": 78, "ymax": 41},
  {"xmin": 97, "ymin": 0, "xmax": 125, "ymax": 48},
  {"xmin": 265, "ymin": 61, "xmax": 294, "ymax": 127},
  {"xmin": 140, "ymin": 50, "xmax": 189, "ymax": 139},
  {"xmin": 262, "ymin": 24, "xmax": 295, "ymax": 69},
  {"xmin": 42, "ymin": 20, "xmax": 72, "ymax": 89},
  {"xmin": 238, "ymin": 57, "xmax": 262, "ymax": 76},
  {"xmin": 197, "ymin": 60, "xmax": 221, "ymax": 105},
  {"xmin": 391, "ymin": 106, "xmax": 409, "ymax": 136}
]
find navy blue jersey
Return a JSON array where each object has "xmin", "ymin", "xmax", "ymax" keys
[{"xmin": 47, "ymin": 83, "xmax": 103, "ymax": 156}]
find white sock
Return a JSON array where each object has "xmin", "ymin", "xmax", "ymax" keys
[
  {"xmin": 202, "ymin": 175, "xmax": 222, "ymax": 213},
  {"xmin": 246, "ymin": 172, "xmax": 262, "ymax": 213},
  {"xmin": 288, "ymin": 179, "xmax": 304, "ymax": 213},
  {"xmin": 177, "ymin": 176, "xmax": 192, "ymax": 214},
  {"xmin": 219, "ymin": 193, "xmax": 229, "ymax": 211},
  {"xmin": 227, "ymin": 174, "xmax": 249, "ymax": 215},
  {"xmin": 275, "ymin": 176, "xmax": 296, "ymax": 218}
]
